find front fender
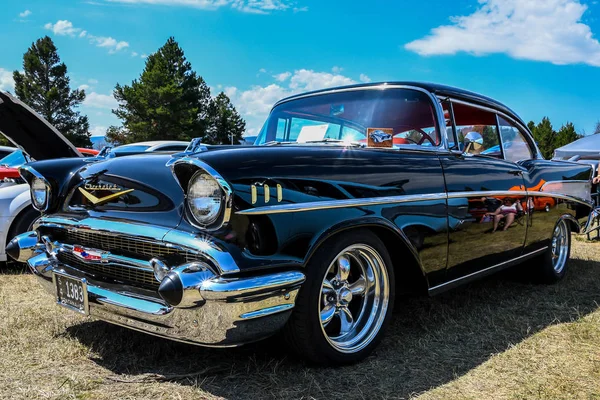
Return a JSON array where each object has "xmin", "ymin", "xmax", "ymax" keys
[{"xmin": 304, "ymin": 216, "xmax": 425, "ymax": 275}]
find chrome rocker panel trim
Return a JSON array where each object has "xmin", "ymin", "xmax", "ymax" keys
[{"xmin": 25, "ymin": 242, "xmax": 305, "ymax": 347}]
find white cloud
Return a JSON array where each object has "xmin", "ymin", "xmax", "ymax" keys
[
  {"xmin": 88, "ymin": 78, "xmax": 99, "ymax": 84},
  {"xmin": 273, "ymin": 71, "xmax": 291, "ymax": 82},
  {"xmin": 141, "ymin": 53, "xmax": 148, "ymax": 59},
  {"xmin": 0, "ymin": 68, "xmax": 15, "ymax": 91},
  {"xmin": 359, "ymin": 73, "xmax": 371, "ymax": 83},
  {"xmin": 44, "ymin": 20, "xmax": 81, "ymax": 36},
  {"xmin": 84, "ymin": 92, "xmax": 118, "ymax": 109},
  {"xmin": 79, "ymin": 30, "xmax": 87, "ymax": 38},
  {"xmin": 405, "ymin": 0, "xmax": 600, "ymax": 67},
  {"xmin": 89, "ymin": 35, "xmax": 129, "ymax": 52},
  {"xmin": 258, "ymin": 68, "xmax": 267, "ymax": 73},
  {"xmin": 331, "ymin": 66, "xmax": 343, "ymax": 73},
  {"xmin": 19, "ymin": 10, "xmax": 31, "ymax": 18},
  {"xmin": 105, "ymin": 0, "xmax": 299, "ymax": 13},
  {"xmin": 131, "ymin": 51, "xmax": 139, "ymax": 57},
  {"xmin": 226, "ymin": 68, "xmax": 366, "ymax": 134},
  {"xmin": 78, "ymin": 84, "xmax": 90, "ymax": 91},
  {"xmin": 90, "ymin": 125, "xmax": 107, "ymax": 136}
]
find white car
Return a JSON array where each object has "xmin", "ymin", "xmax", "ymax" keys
[
  {"xmin": 110, "ymin": 140, "xmax": 190, "ymax": 155},
  {"xmin": 0, "ymin": 91, "xmax": 85, "ymax": 262}
]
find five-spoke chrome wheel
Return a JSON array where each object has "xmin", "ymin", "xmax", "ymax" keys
[
  {"xmin": 552, "ymin": 219, "xmax": 569, "ymax": 273},
  {"xmin": 319, "ymin": 244, "xmax": 390, "ymax": 354}
]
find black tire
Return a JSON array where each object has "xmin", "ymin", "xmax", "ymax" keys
[
  {"xmin": 6, "ymin": 207, "xmax": 40, "ymax": 246},
  {"xmin": 284, "ymin": 229, "xmax": 395, "ymax": 365},
  {"xmin": 534, "ymin": 218, "xmax": 571, "ymax": 283}
]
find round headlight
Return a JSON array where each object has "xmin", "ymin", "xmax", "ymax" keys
[
  {"xmin": 187, "ymin": 171, "xmax": 223, "ymax": 226},
  {"xmin": 31, "ymin": 177, "xmax": 50, "ymax": 210}
]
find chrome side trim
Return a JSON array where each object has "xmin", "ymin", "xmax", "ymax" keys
[
  {"xmin": 167, "ymin": 157, "xmax": 233, "ymax": 231},
  {"xmin": 236, "ymin": 193, "xmax": 448, "ymax": 216},
  {"xmin": 236, "ymin": 189, "xmax": 592, "ymax": 216},
  {"xmin": 34, "ymin": 216, "xmax": 241, "ymax": 275},
  {"xmin": 540, "ymin": 180, "xmax": 592, "ymax": 203},
  {"xmin": 429, "ymin": 247, "xmax": 548, "ymax": 295}
]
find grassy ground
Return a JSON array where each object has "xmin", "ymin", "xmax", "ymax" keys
[{"xmin": 1, "ymin": 239, "xmax": 600, "ymax": 399}]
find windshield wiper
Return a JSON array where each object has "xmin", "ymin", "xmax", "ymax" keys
[
  {"xmin": 262, "ymin": 141, "xmax": 296, "ymax": 146},
  {"xmin": 304, "ymin": 139, "xmax": 362, "ymax": 146}
]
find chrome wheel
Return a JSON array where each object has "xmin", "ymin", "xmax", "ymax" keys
[
  {"xmin": 551, "ymin": 220, "xmax": 569, "ymax": 273},
  {"xmin": 319, "ymin": 244, "xmax": 390, "ymax": 354}
]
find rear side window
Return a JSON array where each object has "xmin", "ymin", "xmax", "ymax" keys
[
  {"xmin": 451, "ymin": 102, "xmax": 502, "ymax": 158},
  {"xmin": 498, "ymin": 116, "xmax": 533, "ymax": 162}
]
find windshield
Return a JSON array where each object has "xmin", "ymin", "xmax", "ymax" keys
[
  {"xmin": 255, "ymin": 88, "xmax": 440, "ymax": 147},
  {"xmin": 0, "ymin": 150, "xmax": 27, "ymax": 167},
  {"xmin": 112, "ymin": 145, "xmax": 151, "ymax": 154}
]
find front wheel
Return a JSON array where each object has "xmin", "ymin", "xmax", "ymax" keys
[
  {"xmin": 534, "ymin": 218, "xmax": 571, "ymax": 283},
  {"xmin": 284, "ymin": 230, "xmax": 395, "ymax": 365}
]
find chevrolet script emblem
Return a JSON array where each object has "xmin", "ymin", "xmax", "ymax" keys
[{"xmin": 78, "ymin": 185, "xmax": 134, "ymax": 205}]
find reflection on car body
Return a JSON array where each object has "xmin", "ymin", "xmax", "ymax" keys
[{"xmin": 3, "ymin": 82, "xmax": 598, "ymax": 365}]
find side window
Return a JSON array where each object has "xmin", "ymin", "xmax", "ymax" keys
[
  {"xmin": 442, "ymin": 100, "xmax": 457, "ymax": 150},
  {"xmin": 275, "ymin": 118, "xmax": 288, "ymax": 141},
  {"xmin": 498, "ymin": 116, "xmax": 533, "ymax": 162},
  {"xmin": 452, "ymin": 102, "xmax": 502, "ymax": 158}
]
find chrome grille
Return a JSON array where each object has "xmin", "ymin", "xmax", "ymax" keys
[
  {"xmin": 45, "ymin": 229, "xmax": 202, "ymax": 289},
  {"xmin": 57, "ymin": 252, "xmax": 159, "ymax": 289},
  {"xmin": 58, "ymin": 229, "xmax": 200, "ymax": 263}
]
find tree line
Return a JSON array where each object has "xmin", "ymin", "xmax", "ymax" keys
[
  {"xmin": 5, "ymin": 35, "xmax": 593, "ymax": 157},
  {"xmin": 9, "ymin": 36, "xmax": 245, "ymax": 148}
]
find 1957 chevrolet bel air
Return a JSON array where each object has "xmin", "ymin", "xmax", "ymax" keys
[{"xmin": 4, "ymin": 83, "xmax": 597, "ymax": 365}]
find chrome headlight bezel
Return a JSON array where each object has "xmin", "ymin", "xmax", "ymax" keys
[
  {"xmin": 30, "ymin": 176, "xmax": 51, "ymax": 211},
  {"xmin": 186, "ymin": 170, "xmax": 224, "ymax": 227},
  {"xmin": 19, "ymin": 166, "xmax": 52, "ymax": 212}
]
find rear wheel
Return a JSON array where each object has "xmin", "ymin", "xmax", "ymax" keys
[
  {"xmin": 284, "ymin": 230, "xmax": 395, "ymax": 365},
  {"xmin": 535, "ymin": 218, "xmax": 571, "ymax": 283}
]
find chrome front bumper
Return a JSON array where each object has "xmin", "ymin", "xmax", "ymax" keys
[{"xmin": 11, "ymin": 217, "xmax": 305, "ymax": 347}]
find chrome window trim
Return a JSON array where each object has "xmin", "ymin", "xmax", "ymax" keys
[
  {"xmin": 236, "ymin": 188, "xmax": 593, "ymax": 216},
  {"xmin": 19, "ymin": 165, "xmax": 51, "ymax": 212},
  {"xmin": 441, "ymin": 96, "xmax": 543, "ymax": 159},
  {"xmin": 268, "ymin": 84, "xmax": 450, "ymax": 151},
  {"xmin": 167, "ymin": 157, "xmax": 233, "ymax": 231}
]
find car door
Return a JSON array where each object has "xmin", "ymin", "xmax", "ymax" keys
[{"xmin": 438, "ymin": 101, "xmax": 528, "ymax": 283}]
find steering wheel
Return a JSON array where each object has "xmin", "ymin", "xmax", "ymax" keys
[
  {"xmin": 397, "ymin": 129, "xmax": 436, "ymax": 146},
  {"xmin": 414, "ymin": 128, "xmax": 436, "ymax": 146}
]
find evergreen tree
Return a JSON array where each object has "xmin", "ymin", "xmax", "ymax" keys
[
  {"xmin": 532, "ymin": 117, "xmax": 556, "ymax": 159},
  {"xmin": 205, "ymin": 92, "xmax": 246, "ymax": 145},
  {"xmin": 554, "ymin": 122, "xmax": 581, "ymax": 150},
  {"xmin": 12, "ymin": 36, "xmax": 91, "ymax": 147},
  {"xmin": 109, "ymin": 37, "xmax": 211, "ymax": 144}
]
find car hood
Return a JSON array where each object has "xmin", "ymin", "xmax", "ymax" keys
[{"xmin": 0, "ymin": 91, "xmax": 82, "ymax": 160}]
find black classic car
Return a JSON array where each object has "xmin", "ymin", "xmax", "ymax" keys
[{"xmin": 5, "ymin": 83, "xmax": 597, "ymax": 365}]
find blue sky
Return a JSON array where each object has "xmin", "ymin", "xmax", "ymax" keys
[{"xmin": 2, "ymin": 0, "xmax": 600, "ymax": 139}]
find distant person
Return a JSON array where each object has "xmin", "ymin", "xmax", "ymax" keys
[{"xmin": 485, "ymin": 198, "xmax": 521, "ymax": 232}]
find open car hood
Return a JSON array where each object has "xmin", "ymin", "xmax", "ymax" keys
[{"xmin": 0, "ymin": 91, "xmax": 82, "ymax": 160}]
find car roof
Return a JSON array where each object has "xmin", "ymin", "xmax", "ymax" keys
[
  {"xmin": 119, "ymin": 141, "xmax": 189, "ymax": 147},
  {"xmin": 274, "ymin": 81, "xmax": 528, "ymax": 132}
]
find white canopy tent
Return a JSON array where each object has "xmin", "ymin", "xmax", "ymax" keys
[{"xmin": 553, "ymin": 134, "xmax": 600, "ymax": 160}]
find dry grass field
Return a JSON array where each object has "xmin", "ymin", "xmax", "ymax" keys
[{"xmin": 2, "ymin": 238, "xmax": 600, "ymax": 399}]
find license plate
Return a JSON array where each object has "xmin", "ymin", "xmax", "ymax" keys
[{"xmin": 53, "ymin": 272, "xmax": 89, "ymax": 315}]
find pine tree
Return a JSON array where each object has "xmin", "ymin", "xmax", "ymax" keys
[
  {"xmin": 554, "ymin": 122, "xmax": 581, "ymax": 150},
  {"xmin": 109, "ymin": 37, "xmax": 211, "ymax": 144},
  {"xmin": 206, "ymin": 92, "xmax": 246, "ymax": 145},
  {"xmin": 13, "ymin": 36, "xmax": 91, "ymax": 148},
  {"xmin": 532, "ymin": 117, "xmax": 555, "ymax": 159}
]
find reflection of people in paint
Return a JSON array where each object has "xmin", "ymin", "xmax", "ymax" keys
[{"xmin": 485, "ymin": 198, "xmax": 520, "ymax": 232}]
